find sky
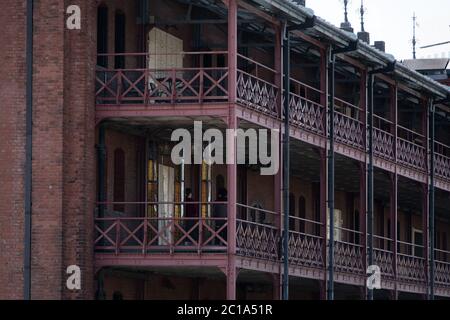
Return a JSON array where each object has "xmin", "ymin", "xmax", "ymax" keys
[{"xmin": 307, "ymin": 0, "xmax": 450, "ymax": 61}]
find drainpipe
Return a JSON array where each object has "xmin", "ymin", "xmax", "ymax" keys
[
  {"xmin": 327, "ymin": 40, "xmax": 359, "ymax": 300},
  {"xmin": 429, "ymin": 99, "xmax": 435, "ymax": 300},
  {"xmin": 367, "ymin": 62, "xmax": 396, "ymax": 301},
  {"xmin": 367, "ymin": 72, "xmax": 374, "ymax": 301},
  {"xmin": 282, "ymin": 24, "xmax": 290, "ymax": 301},
  {"xmin": 24, "ymin": 0, "xmax": 34, "ymax": 301},
  {"xmin": 327, "ymin": 49, "xmax": 335, "ymax": 301},
  {"xmin": 281, "ymin": 15, "xmax": 317, "ymax": 301}
]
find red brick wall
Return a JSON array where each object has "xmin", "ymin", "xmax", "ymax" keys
[
  {"xmin": 62, "ymin": 0, "xmax": 97, "ymax": 300},
  {"xmin": 0, "ymin": 0, "xmax": 97, "ymax": 299},
  {"xmin": 30, "ymin": 0, "xmax": 65, "ymax": 299},
  {"xmin": 0, "ymin": 0, "xmax": 27, "ymax": 300}
]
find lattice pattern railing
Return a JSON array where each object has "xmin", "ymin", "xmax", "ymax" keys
[
  {"xmin": 435, "ymin": 260, "xmax": 450, "ymax": 286},
  {"xmin": 373, "ymin": 128, "xmax": 395, "ymax": 161},
  {"xmin": 334, "ymin": 112, "xmax": 365, "ymax": 149},
  {"xmin": 397, "ymin": 138, "xmax": 427, "ymax": 171},
  {"xmin": 435, "ymin": 153, "xmax": 450, "ymax": 179},
  {"xmin": 374, "ymin": 248, "xmax": 395, "ymax": 279},
  {"xmin": 435, "ymin": 142, "xmax": 450, "ymax": 180},
  {"xmin": 288, "ymin": 231, "xmax": 324, "ymax": 268},
  {"xmin": 289, "ymin": 93, "xmax": 325, "ymax": 135},
  {"xmin": 397, "ymin": 254, "xmax": 426, "ymax": 283},
  {"xmin": 236, "ymin": 219, "xmax": 279, "ymax": 261},
  {"xmin": 236, "ymin": 71, "xmax": 278, "ymax": 117},
  {"xmin": 95, "ymin": 216, "xmax": 228, "ymax": 254},
  {"xmin": 333, "ymin": 241, "xmax": 365, "ymax": 275}
]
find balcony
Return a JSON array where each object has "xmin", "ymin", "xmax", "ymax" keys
[
  {"xmin": 95, "ymin": 52, "xmax": 450, "ymax": 189},
  {"xmin": 94, "ymin": 201, "xmax": 450, "ymax": 293}
]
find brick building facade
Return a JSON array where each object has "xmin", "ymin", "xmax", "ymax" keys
[{"xmin": 1, "ymin": 0, "xmax": 450, "ymax": 300}]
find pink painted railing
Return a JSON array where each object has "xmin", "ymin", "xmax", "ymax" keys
[
  {"xmin": 332, "ymin": 227, "xmax": 365, "ymax": 275},
  {"xmin": 397, "ymin": 126, "xmax": 427, "ymax": 172},
  {"xmin": 373, "ymin": 115, "xmax": 395, "ymax": 162},
  {"xmin": 96, "ymin": 52, "xmax": 229, "ymax": 105},
  {"xmin": 288, "ymin": 78, "xmax": 325, "ymax": 135},
  {"xmin": 236, "ymin": 203, "xmax": 279, "ymax": 261},
  {"xmin": 435, "ymin": 249, "xmax": 450, "ymax": 286},
  {"xmin": 236, "ymin": 54, "xmax": 279, "ymax": 117},
  {"xmin": 373, "ymin": 235, "xmax": 395, "ymax": 279},
  {"xmin": 94, "ymin": 201, "xmax": 228, "ymax": 254},
  {"xmin": 288, "ymin": 216, "xmax": 324, "ymax": 268},
  {"xmin": 397, "ymin": 241, "xmax": 426, "ymax": 283},
  {"xmin": 334, "ymin": 98, "xmax": 365, "ymax": 149},
  {"xmin": 435, "ymin": 141, "xmax": 450, "ymax": 180}
]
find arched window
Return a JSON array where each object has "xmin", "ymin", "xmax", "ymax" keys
[
  {"xmin": 113, "ymin": 148, "xmax": 125, "ymax": 212},
  {"xmin": 97, "ymin": 5, "xmax": 108, "ymax": 67},
  {"xmin": 114, "ymin": 11, "xmax": 126, "ymax": 68},
  {"xmin": 298, "ymin": 196, "xmax": 306, "ymax": 233}
]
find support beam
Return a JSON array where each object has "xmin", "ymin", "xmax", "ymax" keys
[
  {"xmin": 320, "ymin": 149, "xmax": 327, "ymax": 300},
  {"xmin": 389, "ymin": 172, "xmax": 398, "ymax": 300},
  {"xmin": 367, "ymin": 73, "xmax": 374, "ymax": 300},
  {"xmin": 226, "ymin": 0, "xmax": 238, "ymax": 301},
  {"xmin": 327, "ymin": 48, "xmax": 335, "ymax": 301},
  {"xmin": 282, "ymin": 24, "xmax": 291, "ymax": 301},
  {"xmin": 228, "ymin": 0, "xmax": 237, "ymax": 104},
  {"xmin": 423, "ymin": 98, "xmax": 430, "ymax": 300},
  {"xmin": 429, "ymin": 99, "xmax": 435, "ymax": 300}
]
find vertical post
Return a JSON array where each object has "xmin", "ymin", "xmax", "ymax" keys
[
  {"xmin": 390, "ymin": 173, "xmax": 398, "ymax": 300},
  {"xmin": 282, "ymin": 26, "xmax": 291, "ymax": 301},
  {"xmin": 360, "ymin": 69, "xmax": 368, "ymax": 301},
  {"xmin": 327, "ymin": 49, "xmax": 335, "ymax": 301},
  {"xmin": 97, "ymin": 123, "xmax": 106, "ymax": 217},
  {"xmin": 228, "ymin": 0, "xmax": 237, "ymax": 105},
  {"xmin": 429, "ymin": 99, "xmax": 435, "ymax": 300},
  {"xmin": 226, "ymin": 0, "xmax": 238, "ymax": 300},
  {"xmin": 359, "ymin": 162, "xmax": 367, "ymax": 298},
  {"xmin": 391, "ymin": 84, "xmax": 399, "ymax": 300},
  {"xmin": 320, "ymin": 149, "xmax": 328, "ymax": 300},
  {"xmin": 320, "ymin": 47, "xmax": 328, "ymax": 300},
  {"xmin": 274, "ymin": 25, "xmax": 282, "ymax": 118},
  {"xmin": 422, "ymin": 99, "xmax": 430, "ymax": 299},
  {"xmin": 274, "ymin": 129, "xmax": 283, "ymax": 297},
  {"xmin": 367, "ymin": 73, "xmax": 374, "ymax": 300}
]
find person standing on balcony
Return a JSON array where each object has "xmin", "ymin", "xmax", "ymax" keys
[
  {"xmin": 184, "ymin": 188, "xmax": 198, "ymax": 245},
  {"xmin": 212, "ymin": 188, "xmax": 228, "ymax": 245}
]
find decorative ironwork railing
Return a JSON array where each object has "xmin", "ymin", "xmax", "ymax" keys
[
  {"xmin": 236, "ymin": 203, "xmax": 279, "ymax": 261},
  {"xmin": 435, "ymin": 249, "xmax": 450, "ymax": 286},
  {"xmin": 288, "ymin": 79, "xmax": 325, "ymax": 135},
  {"xmin": 373, "ymin": 235, "xmax": 395, "ymax": 279},
  {"xmin": 236, "ymin": 54, "xmax": 279, "ymax": 117},
  {"xmin": 397, "ymin": 241, "xmax": 426, "ymax": 283},
  {"xmin": 435, "ymin": 142, "xmax": 450, "ymax": 180},
  {"xmin": 334, "ymin": 98, "xmax": 365, "ymax": 149},
  {"xmin": 333, "ymin": 227, "xmax": 365, "ymax": 275},
  {"xmin": 373, "ymin": 115, "xmax": 395, "ymax": 162},
  {"xmin": 397, "ymin": 126, "xmax": 427, "ymax": 172},
  {"xmin": 288, "ymin": 216, "xmax": 324, "ymax": 268},
  {"xmin": 96, "ymin": 52, "xmax": 229, "ymax": 105},
  {"xmin": 94, "ymin": 201, "xmax": 228, "ymax": 254}
]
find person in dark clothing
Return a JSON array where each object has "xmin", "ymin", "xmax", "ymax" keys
[
  {"xmin": 184, "ymin": 188, "xmax": 198, "ymax": 245},
  {"xmin": 212, "ymin": 188, "xmax": 228, "ymax": 245}
]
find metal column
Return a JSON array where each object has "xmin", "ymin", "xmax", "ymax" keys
[
  {"xmin": 367, "ymin": 73, "xmax": 374, "ymax": 300},
  {"xmin": 429, "ymin": 99, "xmax": 435, "ymax": 300},
  {"xmin": 282, "ymin": 27, "xmax": 290, "ymax": 301},
  {"xmin": 327, "ymin": 50, "xmax": 335, "ymax": 301}
]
